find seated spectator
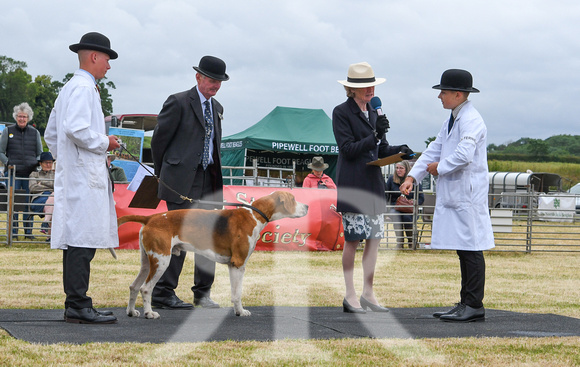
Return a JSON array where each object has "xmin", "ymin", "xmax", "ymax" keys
[
  {"xmin": 386, "ymin": 160, "xmax": 424, "ymax": 248},
  {"xmin": 28, "ymin": 152, "xmax": 55, "ymax": 238},
  {"xmin": 107, "ymin": 153, "xmax": 127, "ymax": 183},
  {"xmin": 302, "ymin": 156, "xmax": 336, "ymax": 189}
]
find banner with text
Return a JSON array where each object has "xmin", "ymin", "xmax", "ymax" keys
[
  {"xmin": 538, "ymin": 193, "xmax": 576, "ymax": 222},
  {"xmin": 115, "ymin": 184, "xmax": 345, "ymax": 251}
]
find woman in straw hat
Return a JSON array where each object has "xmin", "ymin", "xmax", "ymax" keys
[{"xmin": 332, "ymin": 62, "xmax": 414, "ymax": 313}]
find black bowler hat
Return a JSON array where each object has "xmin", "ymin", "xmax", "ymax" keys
[
  {"xmin": 193, "ymin": 56, "xmax": 229, "ymax": 81},
  {"xmin": 69, "ymin": 32, "xmax": 118, "ymax": 59},
  {"xmin": 432, "ymin": 69, "xmax": 479, "ymax": 93}
]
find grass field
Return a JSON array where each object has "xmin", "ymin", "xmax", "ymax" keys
[{"xmin": 0, "ymin": 245, "xmax": 578, "ymax": 366}]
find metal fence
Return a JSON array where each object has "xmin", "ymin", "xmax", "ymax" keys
[
  {"xmin": 0, "ymin": 167, "xmax": 53, "ymax": 246},
  {"xmin": 1, "ymin": 160, "xmax": 297, "ymax": 247},
  {"xmin": 2, "ymin": 165, "xmax": 579, "ymax": 253},
  {"xmin": 382, "ymin": 187, "xmax": 580, "ymax": 253},
  {"xmin": 222, "ymin": 158, "xmax": 296, "ymax": 188}
]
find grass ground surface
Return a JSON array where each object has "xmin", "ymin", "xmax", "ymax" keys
[{"xmin": 0, "ymin": 245, "xmax": 578, "ymax": 366}]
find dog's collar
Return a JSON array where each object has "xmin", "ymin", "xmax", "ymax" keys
[{"xmin": 225, "ymin": 202, "xmax": 269, "ymax": 223}]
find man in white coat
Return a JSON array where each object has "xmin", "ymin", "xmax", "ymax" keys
[
  {"xmin": 45, "ymin": 32, "xmax": 121, "ymax": 324},
  {"xmin": 400, "ymin": 69, "xmax": 494, "ymax": 322}
]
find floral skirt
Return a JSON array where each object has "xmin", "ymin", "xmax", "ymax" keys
[{"xmin": 341, "ymin": 212, "xmax": 384, "ymax": 241}]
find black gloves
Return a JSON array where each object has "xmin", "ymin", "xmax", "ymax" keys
[
  {"xmin": 400, "ymin": 145, "xmax": 415, "ymax": 160},
  {"xmin": 375, "ymin": 115, "xmax": 390, "ymax": 138}
]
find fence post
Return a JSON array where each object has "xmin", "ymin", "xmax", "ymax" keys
[
  {"xmin": 525, "ymin": 189, "xmax": 534, "ymax": 253},
  {"xmin": 291, "ymin": 160, "xmax": 296, "ymax": 188},
  {"xmin": 411, "ymin": 184, "xmax": 419, "ymax": 249},
  {"xmin": 252, "ymin": 159, "xmax": 258, "ymax": 186},
  {"xmin": 6, "ymin": 166, "xmax": 15, "ymax": 247}
]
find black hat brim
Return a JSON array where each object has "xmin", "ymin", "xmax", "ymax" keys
[
  {"xmin": 193, "ymin": 66, "xmax": 229, "ymax": 81},
  {"xmin": 69, "ymin": 44, "xmax": 118, "ymax": 60},
  {"xmin": 432, "ymin": 84, "xmax": 480, "ymax": 93}
]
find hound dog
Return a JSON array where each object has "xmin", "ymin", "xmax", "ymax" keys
[{"xmin": 118, "ymin": 191, "xmax": 308, "ymax": 319}]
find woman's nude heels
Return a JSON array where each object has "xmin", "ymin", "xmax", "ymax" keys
[
  {"xmin": 360, "ymin": 296, "xmax": 389, "ymax": 312},
  {"xmin": 342, "ymin": 298, "xmax": 366, "ymax": 313}
]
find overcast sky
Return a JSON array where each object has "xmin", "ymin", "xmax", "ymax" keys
[{"xmin": 2, "ymin": 0, "xmax": 579, "ymax": 151}]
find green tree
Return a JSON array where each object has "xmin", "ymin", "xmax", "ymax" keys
[
  {"xmin": 526, "ymin": 138, "xmax": 550, "ymax": 158},
  {"xmin": 0, "ymin": 56, "xmax": 33, "ymax": 122},
  {"xmin": 28, "ymin": 74, "xmax": 62, "ymax": 133},
  {"xmin": 424, "ymin": 136, "xmax": 436, "ymax": 148},
  {"xmin": 546, "ymin": 135, "xmax": 580, "ymax": 156},
  {"xmin": 98, "ymin": 79, "xmax": 116, "ymax": 117}
]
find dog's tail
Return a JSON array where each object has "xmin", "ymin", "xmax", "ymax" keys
[
  {"xmin": 117, "ymin": 215, "xmax": 151, "ymax": 227},
  {"xmin": 114, "ymin": 215, "xmax": 150, "ymax": 260}
]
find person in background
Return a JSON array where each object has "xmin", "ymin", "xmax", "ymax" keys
[
  {"xmin": 332, "ymin": 61, "xmax": 414, "ymax": 314},
  {"xmin": 45, "ymin": 32, "xmax": 120, "ymax": 324},
  {"xmin": 150, "ymin": 55, "xmax": 229, "ymax": 310},
  {"xmin": 385, "ymin": 160, "xmax": 424, "ymax": 248},
  {"xmin": 28, "ymin": 151, "xmax": 56, "ymax": 237},
  {"xmin": 0, "ymin": 102, "xmax": 43, "ymax": 239},
  {"xmin": 107, "ymin": 153, "xmax": 127, "ymax": 183},
  {"xmin": 302, "ymin": 156, "xmax": 336, "ymax": 189},
  {"xmin": 400, "ymin": 69, "xmax": 494, "ymax": 323}
]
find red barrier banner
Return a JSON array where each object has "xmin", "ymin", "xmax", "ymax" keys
[
  {"xmin": 114, "ymin": 184, "xmax": 167, "ymax": 250},
  {"xmin": 114, "ymin": 184, "xmax": 344, "ymax": 251}
]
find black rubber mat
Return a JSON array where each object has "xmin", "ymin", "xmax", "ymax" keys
[{"xmin": 0, "ymin": 307, "xmax": 578, "ymax": 344}]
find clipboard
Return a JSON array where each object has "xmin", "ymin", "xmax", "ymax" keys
[
  {"xmin": 128, "ymin": 175, "xmax": 161, "ymax": 209},
  {"xmin": 366, "ymin": 152, "xmax": 406, "ymax": 167}
]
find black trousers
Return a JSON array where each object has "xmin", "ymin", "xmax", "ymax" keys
[
  {"xmin": 152, "ymin": 165, "xmax": 219, "ymax": 300},
  {"xmin": 63, "ymin": 246, "xmax": 96, "ymax": 309},
  {"xmin": 457, "ymin": 250, "xmax": 486, "ymax": 308}
]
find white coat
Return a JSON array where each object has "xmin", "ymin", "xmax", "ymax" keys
[
  {"xmin": 44, "ymin": 70, "xmax": 119, "ymax": 250},
  {"xmin": 409, "ymin": 101, "xmax": 494, "ymax": 251}
]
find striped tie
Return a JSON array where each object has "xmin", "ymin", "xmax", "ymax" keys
[{"xmin": 202, "ymin": 100, "xmax": 214, "ymax": 169}]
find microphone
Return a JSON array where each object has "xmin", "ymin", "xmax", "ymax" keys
[{"xmin": 370, "ymin": 96, "xmax": 384, "ymax": 116}]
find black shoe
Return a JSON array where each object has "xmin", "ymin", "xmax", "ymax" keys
[
  {"xmin": 440, "ymin": 304, "xmax": 485, "ymax": 323},
  {"xmin": 342, "ymin": 298, "xmax": 366, "ymax": 314},
  {"xmin": 433, "ymin": 302, "xmax": 463, "ymax": 318},
  {"xmin": 97, "ymin": 309, "xmax": 114, "ymax": 316},
  {"xmin": 360, "ymin": 296, "xmax": 389, "ymax": 312},
  {"xmin": 65, "ymin": 307, "xmax": 117, "ymax": 324},
  {"xmin": 64, "ymin": 308, "xmax": 114, "ymax": 320},
  {"xmin": 151, "ymin": 294, "xmax": 193, "ymax": 309},
  {"xmin": 194, "ymin": 296, "xmax": 220, "ymax": 308}
]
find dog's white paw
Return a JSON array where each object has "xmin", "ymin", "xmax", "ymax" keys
[
  {"xmin": 126, "ymin": 308, "xmax": 140, "ymax": 318},
  {"xmin": 144, "ymin": 311, "xmax": 160, "ymax": 319},
  {"xmin": 236, "ymin": 309, "xmax": 251, "ymax": 317}
]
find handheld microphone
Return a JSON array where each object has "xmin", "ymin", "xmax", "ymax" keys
[{"xmin": 370, "ymin": 96, "xmax": 384, "ymax": 116}]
